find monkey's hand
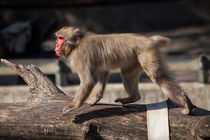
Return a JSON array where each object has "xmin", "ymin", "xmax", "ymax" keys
[{"xmin": 63, "ymin": 103, "xmax": 75, "ymax": 115}]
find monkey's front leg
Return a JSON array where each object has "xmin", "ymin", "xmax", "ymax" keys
[
  {"xmin": 63, "ymin": 75, "xmax": 96, "ymax": 115},
  {"xmin": 86, "ymin": 71, "xmax": 109, "ymax": 106}
]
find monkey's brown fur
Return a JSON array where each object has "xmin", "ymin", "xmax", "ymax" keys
[{"xmin": 55, "ymin": 27, "xmax": 194, "ymax": 115}]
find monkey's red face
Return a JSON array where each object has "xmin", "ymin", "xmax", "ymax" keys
[
  {"xmin": 55, "ymin": 35, "xmax": 65, "ymax": 55},
  {"xmin": 55, "ymin": 27, "xmax": 84, "ymax": 57}
]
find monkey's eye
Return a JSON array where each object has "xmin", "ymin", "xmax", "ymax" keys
[{"xmin": 57, "ymin": 35, "xmax": 64, "ymax": 40}]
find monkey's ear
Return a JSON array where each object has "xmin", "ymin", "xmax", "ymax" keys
[{"xmin": 73, "ymin": 28, "xmax": 84, "ymax": 39}]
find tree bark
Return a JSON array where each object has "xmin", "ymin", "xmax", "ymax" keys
[{"xmin": 0, "ymin": 59, "xmax": 209, "ymax": 140}]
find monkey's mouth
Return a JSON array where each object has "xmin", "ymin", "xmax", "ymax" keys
[{"xmin": 56, "ymin": 50, "xmax": 63, "ymax": 55}]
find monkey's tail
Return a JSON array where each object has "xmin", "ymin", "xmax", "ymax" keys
[{"xmin": 150, "ymin": 35, "xmax": 171, "ymax": 48}]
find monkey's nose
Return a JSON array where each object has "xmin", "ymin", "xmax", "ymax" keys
[
  {"xmin": 56, "ymin": 44, "xmax": 61, "ymax": 51},
  {"xmin": 56, "ymin": 44, "xmax": 59, "ymax": 49}
]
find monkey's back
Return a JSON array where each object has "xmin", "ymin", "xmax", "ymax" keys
[{"xmin": 74, "ymin": 33, "xmax": 153, "ymax": 70}]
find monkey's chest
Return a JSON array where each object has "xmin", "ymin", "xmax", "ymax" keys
[{"xmin": 69, "ymin": 59, "xmax": 76, "ymax": 70}]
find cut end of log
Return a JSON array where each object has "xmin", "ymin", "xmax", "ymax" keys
[{"xmin": 0, "ymin": 59, "xmax": 6, "ymax": 63}]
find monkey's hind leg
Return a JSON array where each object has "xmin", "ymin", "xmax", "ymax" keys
[
  {"xmin": 115, "ymin": 67, "xmax": 142, "ymax": 105},
  {"xmin": 86, "ymin": 71, "xmax": 109, "ymax": 106},
  {"xmin": 138, "ymin": 49, "xmax": 195, "ymax": 115}
]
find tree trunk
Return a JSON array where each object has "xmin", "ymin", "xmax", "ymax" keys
[{"xmin": 0, "ymin": 59, "xmax": 209, "ymax": 140}]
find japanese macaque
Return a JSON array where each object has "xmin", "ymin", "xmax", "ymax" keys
[{"xmin": 55, "ymin": 26, "xmax": 195, "ymax": 115}]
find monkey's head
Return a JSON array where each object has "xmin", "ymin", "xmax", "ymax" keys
[{"xmin": 55, "ymin": 26, "xmax": 84, "ymax": 57}]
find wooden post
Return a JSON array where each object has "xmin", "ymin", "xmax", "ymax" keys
[
  {"xmin": 147, "ymin": 101, "xmax": 169, "ymax": 140},
  {"xmin": 199, "ymin": 55, "xmax": 210, "ymax": 84},
  {"xmin": 55, "ymin": 60, "xmax": 71, "ymax": 86},
  {"xmin": 58, "ymin": 60, "xmax": 71, "ymax": 86}
]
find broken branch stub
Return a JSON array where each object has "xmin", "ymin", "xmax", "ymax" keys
[{"xmin": 0, "ymin": 59, "xmax": 72, "ymax": 103}]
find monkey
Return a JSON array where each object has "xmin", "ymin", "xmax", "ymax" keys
[{"xmin": 55, "ymin": 26, "xmax": 195, "ymax": 115}]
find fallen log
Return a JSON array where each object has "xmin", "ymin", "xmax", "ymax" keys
[{"xmin": 0, "ymin": 59, "xmax": 209, "ymax": 140}]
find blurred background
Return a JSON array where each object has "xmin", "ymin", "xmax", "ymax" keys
[
  {"xmin": 0, "ymin": 0, "xmax": 210, "ymax": 108},
  {"xmin": 0, "ymin": 0, "xmax": 210, "ymax": 59}
]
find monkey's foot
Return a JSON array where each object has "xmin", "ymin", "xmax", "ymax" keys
[
  {"xmin": 181, "ymin": 95, "xmax": 196, "ymax": 115},
  {"xmin": 181, "ymin": 105, "xmax": 196, "ymax": 115},
  {"xmin": 114, "ymin": 98, "xmax": 126, "ymax": 106},
  {"xmin": 86, "ymin": 96, "xmax": 101, "ymax": 106},
  {"xmin": 181, "ymin": 108, "xmax": 190, "ymax": 115},
  {"xmin": 114, "ymin": 97, "xmax": 138, "ymax": 106},
  {"xmin": 86, "ymin": 100, "xmax": 98, "ymax": 106},
  {"xmin": 115, "ymin": 95, "xmax": 140, "ymax": 105},
  {"xmin": 63, "ymin": 103, "xmax": 75, "ymax": 115}
]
